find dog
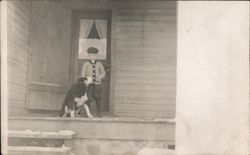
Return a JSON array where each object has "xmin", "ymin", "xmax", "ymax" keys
[{"xmin": 60, "ymin": 77, "xmax": 94, "ymax": 118}]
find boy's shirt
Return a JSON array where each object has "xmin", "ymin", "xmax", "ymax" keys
[{"xmin": 81, "ymin": 60, "xmax": 106, "ymax": 85}]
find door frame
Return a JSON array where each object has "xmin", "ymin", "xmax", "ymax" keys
[{"xmin": 70, "ymin": 10, "xmax": 114, "ymax": 113}]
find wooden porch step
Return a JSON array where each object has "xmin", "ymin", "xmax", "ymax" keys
[
  {"xmin": 138, "ymin": 148, "xmax": 175, "ymax": 155},
  {"xmin": 8, "ymin": 130, "xmax": 76, "ymax": 139},
  {"xmin": 8, "ymin": 146, "xmax": 71, "ymax": 155}
]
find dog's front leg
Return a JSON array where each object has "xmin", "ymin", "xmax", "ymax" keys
[{"xmin": 83, "ymin": 104, "xmax": 93, "ymax": 118}]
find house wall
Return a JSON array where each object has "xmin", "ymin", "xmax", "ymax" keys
[
  {"xmin": 7, "ymin": 1, "xmax": 177, "ymax": 118},
  {"xmin": 7, "ymin": 0, "xmax": 72, "ymax": 116},
  {"xmin": 7, "ymin": 1, "xmax": 32, "ymax": 116},
  {"xmin": 113, "ymin": 2, "xmax": 177, "ymax": 118}
]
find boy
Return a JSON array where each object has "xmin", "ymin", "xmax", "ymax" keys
[{"xmin": 81, "ymin": 47, "xmax": 106, "ymax": 117}]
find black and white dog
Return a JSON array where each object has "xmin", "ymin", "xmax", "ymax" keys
[{"xmin": 60, "ymin": 77, "xmax": 93, "ymax": 118}]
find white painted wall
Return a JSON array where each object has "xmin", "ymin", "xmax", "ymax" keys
[{"xmin": 176, "ymin": 1, "xmax": 249, "ymax": 154}]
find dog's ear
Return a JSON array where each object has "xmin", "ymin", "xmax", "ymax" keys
[{"xmin": 78, "ymin": 77, "xmax": 87, "ymax": 83}]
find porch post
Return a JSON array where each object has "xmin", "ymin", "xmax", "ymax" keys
[
  {"xmin": 1, "ymin": 1, "xmax": 8, "ymax": 154},
  {"xmin": 176, "ymin": 1, "xmax": 249, "ymax": 154}
]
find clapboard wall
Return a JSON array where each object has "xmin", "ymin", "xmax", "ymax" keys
[
  {"xmin": 7, "ymin": 1, "xmax": 72, "ymax": 116},
  {"xmin": 113, "ymin": 2, "xmax": 177, "ymax": 118},
  {"xmin": 7, "ymin": 1, "xmax": 32, "ymax": 116},
  {"xmin": 7, "ymin": 1, "xmax": 177, "ymax": 118}
]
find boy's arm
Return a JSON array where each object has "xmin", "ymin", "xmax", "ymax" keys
[{"xmin": 97, "ymin": 62, "xmax": 106, "ymax": 80}]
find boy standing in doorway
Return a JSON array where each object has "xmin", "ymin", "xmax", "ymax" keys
[{"xmin": 81, "ymin": 47, "xmax": 106, "ymax": 117}]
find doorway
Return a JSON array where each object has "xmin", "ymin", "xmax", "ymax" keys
[{"xmin": 71, "ymin": 11, "xmax": 111, "ymax": 114}]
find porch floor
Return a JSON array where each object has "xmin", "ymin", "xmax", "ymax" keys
[{"xmin": 9, "ymin": 116, "xmax": 175, "ymax": 124}]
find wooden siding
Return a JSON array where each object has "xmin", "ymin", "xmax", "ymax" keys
[
  {"xmin": 7, "ymin": 1, "xmax": 32, "ymax": 116},
  {"xmin": 7, "ymin": 1, "xmax": 72, "ymax": 115},
  {"xmin": 113, "ymin": 3, "xmax": 177, "ymax": 118},
  {"xmin": 7, "ymin": 1, "xmax": 177, "ymax": 118}
]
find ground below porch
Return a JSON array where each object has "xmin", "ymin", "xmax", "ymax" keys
[{"xmin": 8, "ymin": 116, "xmax": 175, "ymax": 155}]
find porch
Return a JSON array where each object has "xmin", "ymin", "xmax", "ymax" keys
[
  {"xmin": 8, "ymin": 116, "xmax": 175, "ymax": 155},
  {"xmin": 6, "ymin": 0, "xmax": 177, "ymax": 154}
]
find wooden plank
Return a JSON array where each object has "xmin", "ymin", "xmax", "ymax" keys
[
  {"xmin": 8, "ymin": 37, "xmax": 29, "ymax": 52},
  {"xmin": 8, "ymin": 66, "xmax": 28, "ymax": 80},
  {"xmin": 8, "ymin": 83, "xmax": 27, "ymax": 93},
  {"xmin": 8, "ymin": 91, "xmax": 26, "ymax": 101},
  {"xmin": 116, "ymin": 20, "xmax": 175, "ymax": 27},
  {"xmin": 116, "ymin": 29, "xmax": 173, "ymax": 36},
  {"xmin": 8, "ymin": 77, "xmax": 27, "ymax": 87},
  {"xmin": 117, "ymin": 11, "xmax": 175, "ymax": 18},
  {"xmin": 8, "ymin": 146, "xmax": 71, "ymax": 154},
  {"xmin": 114, "ymin": 111, "xmax": 175, "ymax": 118},
  {"xmin": 116, "ymin": 76, "xmax": 176, "ymax": 83},
  {"xmin": 115, "ymin": 40, "xmax": 173, "ymax": 48},
  {"xmin": 7, "ymin": 60, "xmax": 28, "ymax": 73},
  {"xmin": 8, "ymin": 99, "xmax": 26, "ymax": 107},
  {"xmin": 115, "ymin": 85, "xmax": 176, "ymax": 92},
  {"xmin": 50, "ymin": 93, "xmax": 66, "ymax": 109},
  {"xmin": 115, "ymin": 95, "xmax": 175, "ymax": 100},
  {"xmin": 115, "ymin": 30, "xmax": 176, "ymax": 40},
  {"xmin": 12, "ymin": 9, "xmax": 31, "ymax": 28},
  {"xmin": 115, "ymin": 46, "xmax": 176, "ymax": 53},
  {"xmin": 116, "ymin": 35, "xmax": 176, "ymax": 43},
  {"xmin": 115, "ymin": 45, "xmax": 175, "ymax": 52},
  {"xmin": 8, "ymin": 48, "xmax": 28, "ymax": 64},
  {"xmin": 62, "ymin": 0, "xmax": 176, "ymax": 10},
  {"xmin": 8, "ymin": 72, "xmax": 27, "ymax": 83},
  {"xmin": 8, "ymin": 100, "xmax": 26, "ymax": 109},
  {"xmin": 8, "ymin": 42, "xmax": 29, "ymax": 58},
  {"xmin": 115, "ymin": 98, "xmax": 175, "ymax": 105},
  {"xmin": 114, "ymin": 52, "xmax": 176, "ymax": 59},
  {"xmin": 115, "ymin": 58, "xmax": 175, "ymax": 64},
  {"xmin": 115, "ymin": 37, "xmax": 174, "ymax": 45},
  {"xmin": 11, "ymin": 27, "xmax": 30, "ymax": 43},
  {"xmin": 12, "ymin": 22, "xmax": 30, "ymax": 39},
  {"xmin": 117, "ymin": 14, "xmax": 176, "ymax": 21},
  {"xmin": 115, "ymin": 104, "xmax": 175, "ymax": 112},
  {"xmin": 8, "ymin": 98, "xmax": 26, "ymax": 104},
  {"xmin": 28, "ymin": 84, "xmax": 66, "ymax": 94},
  {"xmin": 115, "ymin": 71, "xmax": 176, "ymax": 78},
  {"xmin": 8, "ymin": 130, "xmax": 75, "ymax": 139},
  {"xmin": 116, "ymin": 70, "xmax": 176, "ymax": 78},
  {"xmin": 117, "ymin": 8, "xmax": 175, "ymax": 14},
  {"xmin": 115, "ymin": 61, "xmax": 175, "ymax": 66},
  {"xmin": 114, "ymin": 90, "xmax": 175, "ymax": 98},
  {"xmin": 8, "ymin": 66, "xmax": 27, "ymax": 82},
  {"xmin": 8, "ymin": 107, "xmax": 29, "ymax": 116},
  {"xmin": 12, "ymin": 1, "xmax": 31, "ymax": 16},
  {"xmin": 115, "ymin": 110, "xmax": 175, "ymax": 115},
  {"xmin": 115, "ymin": 66, "xmax": 175, "ymax": 72},
  {"xmin": 28, "ymin": 91, "xmax": 51, "ymax": 109},
  {"xmin": 115, "ymin": 54, "xmax": 176, "ymax": 60}
]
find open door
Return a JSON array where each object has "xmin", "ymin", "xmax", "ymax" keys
[
  {"xmin": 26, "ymin": 2, "xmax": 71, "ymax": 111},
  {"xmin": 71, "ymin": 11, "xmax": 111, "ymax": 113}
]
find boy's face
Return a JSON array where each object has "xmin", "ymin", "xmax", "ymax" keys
[{"xmin": 88, "ymin": 54, "xmax": 96, "ymax": 60}]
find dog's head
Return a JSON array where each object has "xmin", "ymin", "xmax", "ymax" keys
[
  {"xmin": 78, "ymin": 77, "xmax": 93, "ymax": 85},
  {"xmin": 78, "ymin": 77, "xmax": 87, "ymax": 84}
]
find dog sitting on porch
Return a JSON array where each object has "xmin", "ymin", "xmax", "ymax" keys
[{"xmin": 60, "ymin": 77, "xmax": 94, "ymax": 118}]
